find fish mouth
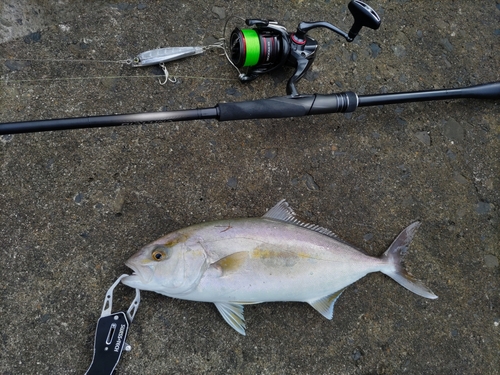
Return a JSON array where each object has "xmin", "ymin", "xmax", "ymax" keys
[
  {"xmin": 123, "ymin": 260, "xmax": 154, "ymax": 284},
  {"xmin": 121, "ymin": 273, "xmax": 141, "ymax": 288}
]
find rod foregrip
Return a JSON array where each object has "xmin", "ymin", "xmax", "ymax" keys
[{"xmin": 217, "ymin": 92, "xmax": 358, "ymax": 121}]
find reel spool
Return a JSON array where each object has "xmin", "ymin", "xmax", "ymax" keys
[{"xmin": 229, "ymin": 20, "xmax": 290, "ymax": 80}]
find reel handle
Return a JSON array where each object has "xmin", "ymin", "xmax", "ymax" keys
[
  {"xmin": 293, "ymin": 21, "xmax": 349, "ymax": 43},
  {"xmin": 293, "ymin": 1, "xmax": 380, "ymax": 43},
  {"xmin": 347, "ymin": 0, "xmax": 381, "ymax": 40}
]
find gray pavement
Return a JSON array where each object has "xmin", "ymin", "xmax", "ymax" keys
[{"xmin": 1, "ymin": 1, "xmax": 499, "ymax": 374}]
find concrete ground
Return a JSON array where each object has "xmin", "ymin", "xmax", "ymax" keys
[{"xmin": 0, "ymin": 1, "xmax": 498, "ymax": 374}]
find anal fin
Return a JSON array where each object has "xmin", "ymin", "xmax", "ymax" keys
[
  {"xmin": 308, "ymin": 289, "xmax": 345, "ymax": 320},
  {"xmin": 214, "ymin": 302, "xmax": 247, "ymax": 335}
]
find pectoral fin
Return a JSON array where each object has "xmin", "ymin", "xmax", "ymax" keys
[
  {"xmin": 214, "ymin": 302, "xmax": 247, "ymax": 335},
  {"xmin": 308, "ymin": 289, "xmax": 345, "ymax": 320},
  {"xmin": 211, "ymin": 252, "xmax": 248, "ymax": 276}
]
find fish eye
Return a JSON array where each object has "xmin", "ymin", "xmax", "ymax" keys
[{"xmin": 151, "ymin": 248, "xmax": 167, "ymax": 261}]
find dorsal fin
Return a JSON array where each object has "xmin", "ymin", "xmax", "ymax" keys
[{"xmin": 263, "ymin": 199, "xmax": 339, "ymax": 239}]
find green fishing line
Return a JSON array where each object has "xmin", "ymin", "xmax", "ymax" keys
[{"xmin": 241, "ymin": 29, "xmax": 260, "ymax": 67}]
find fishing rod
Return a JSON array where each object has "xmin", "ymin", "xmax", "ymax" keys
[
  {"xmin": 1, "ymin": 0, "xmax": 498, "ymax": 136},
  {"xmin": 1, "ymin": 82, "xmax": 499, "ymax": 135}
]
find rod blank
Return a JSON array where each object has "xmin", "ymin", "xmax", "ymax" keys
[
  {"xmin": 0, "ymin": 108, "xmax": 219, "ymax": 135},
  {"xmin": 358, "ymin": 82, "xmax": 500, "ymax": 107}
]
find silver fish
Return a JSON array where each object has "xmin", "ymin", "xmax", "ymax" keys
[{"xmin": 121, "ymin": 200, "xmax": 437, "ymax": 335}]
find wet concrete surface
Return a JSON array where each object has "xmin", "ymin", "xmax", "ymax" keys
[{"xmin": 0, "ymin": 1, "xmax": 499, "ymax": 374}]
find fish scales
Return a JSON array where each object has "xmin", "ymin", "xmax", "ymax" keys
[
  {"xmin": 122, "ymin": 200, "xmax": 437, "ymax": 335},
  {"xmin": 180, "ymin": 218, "xmax": 383, "ymax": 300}
]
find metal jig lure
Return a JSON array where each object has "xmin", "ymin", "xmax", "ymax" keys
[
  {"xmin": 131, "ymin": 46, "xmax": 205, "ymax": 67},
  {"xmin": 131, "ymin": 41, "xmax": 225, "ymax": 84}
]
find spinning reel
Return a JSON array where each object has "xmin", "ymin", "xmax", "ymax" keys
[{"xmin": 229, "ymin": 0, "xmax": 381, "ymax": 96}]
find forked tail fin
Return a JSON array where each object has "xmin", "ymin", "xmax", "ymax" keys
[{"xmin": 380, "ymin": 222, "xmax": 438, "ymax": 299}]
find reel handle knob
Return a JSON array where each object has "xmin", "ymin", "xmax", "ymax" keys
[{"xmin": 347, "ymin": 0, "xmax": 381, "ymax": 40}]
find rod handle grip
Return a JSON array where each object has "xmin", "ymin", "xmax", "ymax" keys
[{"xmin": 217, "ymin": 92, "xmax": 358, "ymax": 121}]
